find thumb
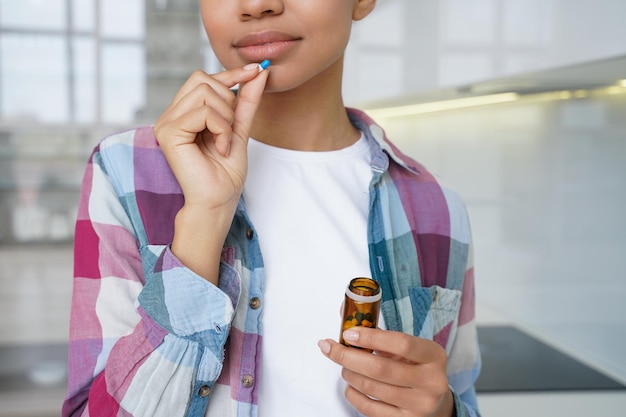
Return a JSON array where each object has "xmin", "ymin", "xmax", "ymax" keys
[{"xmin": 231, "ymin": 68, "xmax": 269, "ymax": 146}]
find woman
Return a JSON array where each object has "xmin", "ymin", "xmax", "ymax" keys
[{"xmin": 63, "ymin": 1, "xmax": 481, "ymax": 416}]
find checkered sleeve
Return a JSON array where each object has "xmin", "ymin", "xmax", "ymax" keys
[
  {"xmin": 446, "ymin": 198, "xmax": 481, "ymax": 417},
  {"xmin": 63, "ymin": 134, "xmax": 240, "ymax": 417}
]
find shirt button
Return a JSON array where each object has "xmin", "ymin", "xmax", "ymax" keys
[
  {"xmin": 198, "ymin": 385, "xmax": 211, "ymax": 397},
  {"xmin": 246, "ymin": 228, "xmax": 254, "ymax": 240},
  {"xmin": 241, "ymin": 375, "xmax": 254, "ymax": 388},
  {"xmin": 249, "ymin": 297, "xmax": 261, "ymax": 310}
]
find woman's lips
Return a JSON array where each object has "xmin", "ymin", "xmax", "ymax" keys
[{"xmin": 234, "ymin": 31, "xmax": 301, "ymax": 62}]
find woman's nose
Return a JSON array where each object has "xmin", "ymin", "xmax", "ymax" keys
[{"xmin": 239, "ymin": 0, "xmax": 285, "ymax": 20}]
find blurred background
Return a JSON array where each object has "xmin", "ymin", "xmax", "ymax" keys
[{"xmin": 0, "ymin": 0, "xmax": 624, "ymax": 416}]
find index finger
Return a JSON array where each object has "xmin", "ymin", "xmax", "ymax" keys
[
  {"xmin": 169, "ymin": 65, "xmax": 263, "ymax": 110},
  {"xmin": 342, "ymin": 327, "xmax": 446, "ymax": 365}
]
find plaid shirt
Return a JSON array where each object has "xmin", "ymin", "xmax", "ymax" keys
[{"xmin": 63, "ymin": 109, "xmax": 481, "ymax": 417}]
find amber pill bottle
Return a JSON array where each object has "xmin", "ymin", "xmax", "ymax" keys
[{"xmin": 339, "ymin": 277, "xmax": 382, "ymax": 349}]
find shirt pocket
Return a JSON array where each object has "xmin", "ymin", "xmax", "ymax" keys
[{"xmin": 409, "ymin": 286, "xmax": 462, "ymax": 352}]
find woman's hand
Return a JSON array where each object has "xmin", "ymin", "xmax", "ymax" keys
[
  {"xmin": 318, "ymin": 327, "xmax": 455, "ymax": 417},
  {"xmin": 154, "ymin": 64, "xmax": 268, "ymax": 209},
  {"xmin": 153, "ymin": 64, "xmax": 269, "ymax": 283}
]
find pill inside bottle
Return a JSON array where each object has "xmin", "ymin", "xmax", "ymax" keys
[{"xmin": 339, "ymin": 277, "xmax": 381, "ymax": 351}]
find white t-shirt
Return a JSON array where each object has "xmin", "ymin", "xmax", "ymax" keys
[{"xmin": 243, "ymin": 135, "xmax": 373, "ymax": 416}]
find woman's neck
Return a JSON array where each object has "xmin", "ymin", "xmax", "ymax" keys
[{"xmin": 249, "ymin": 62, "xmax": 360, "ymax": 151}]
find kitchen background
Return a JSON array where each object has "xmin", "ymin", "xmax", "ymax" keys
[{"xmin": 0, "ymin": 0, "xmax": 625, "ymax": 416}]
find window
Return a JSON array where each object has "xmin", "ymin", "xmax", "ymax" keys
[{"xmin": 0, "ymin": 0, "xmax": 207, "ymax": 247}]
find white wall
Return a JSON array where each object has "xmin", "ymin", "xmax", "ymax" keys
[{"xmin": 345, "ymin": 0, "xmax": 626, "ymax": 103}]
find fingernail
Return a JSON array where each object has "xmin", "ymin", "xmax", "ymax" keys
[
  {"xmin": 243, "ymin": 63, "xmax": 260, "ymax": 71},
  {"xmin": 343, "ymin": 329, "xmax": 359, "ymax": 342},
  {"xmin": 317, "ymin": 340, "xmax": 331, "ymax": 355}
]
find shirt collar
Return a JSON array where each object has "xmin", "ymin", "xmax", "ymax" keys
[{"xmin": 347, "ymin": 108, "xmax": 421, "ymax": 175}]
